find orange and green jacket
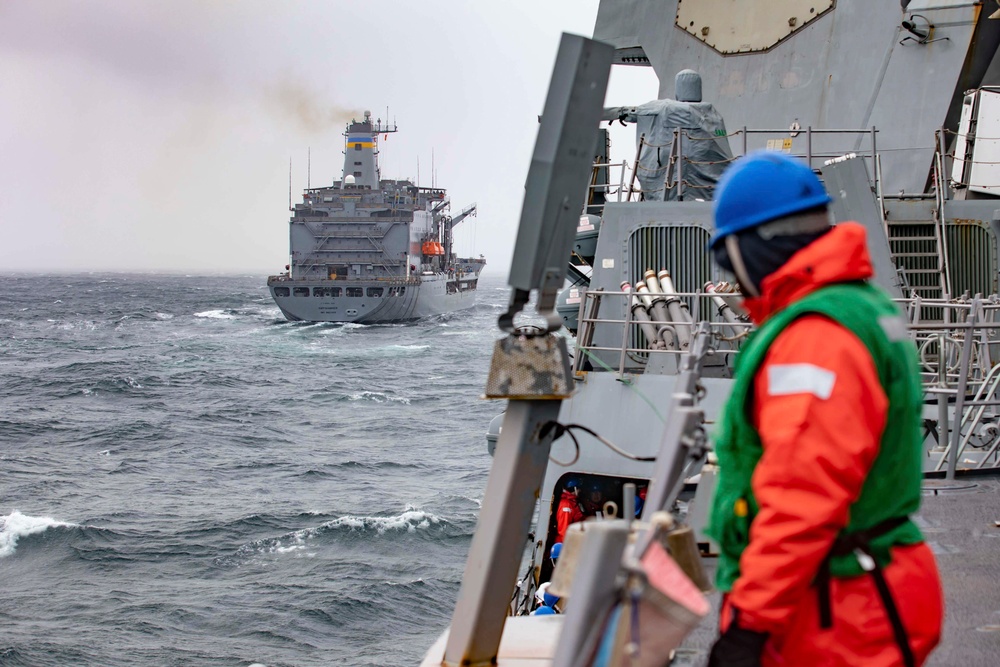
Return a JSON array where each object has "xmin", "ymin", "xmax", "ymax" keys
[{"xmin": 706, "ymin": 223, "xmax": 925, "ymax": 635}]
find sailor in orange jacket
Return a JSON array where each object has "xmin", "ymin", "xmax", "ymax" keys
[
  {"xmin": 705, "ymin": 152, "xmax": 943, "ymax": 667},
  {"xmin": 554, "ymin": 478, "xmax": 585, "ymax": 544}
]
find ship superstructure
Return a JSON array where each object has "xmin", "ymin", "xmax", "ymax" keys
[
  {"xmin": 423, "ymin": 3, "xmax": 1000, "ymax": 666},
  {"xmin": 267, "ymin": 111, "xmax": 483, "ymax": 323}
]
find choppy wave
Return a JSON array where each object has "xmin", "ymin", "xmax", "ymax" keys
[
  {"xmin": 345, "ymin": 390, "xmax": 411, "ymax": 404},
  {"xmin": 0, "ymin": 273, "xmax": 501, "ymax": 667},
  {"xmin": 219, "ymin": 508, "xmax": 452, "ymax": 567},
  {"xmin": 0, "ymin": 510, "xmax": 77, "ymax": 558},
  {"xmin": 311, "ymin": 343, "xmax": 431, "ymax": 360},
  {"xmin": 194, "ymin": 309, "xmax": 237, "ymax": 319},
  {"xmin": 317, "ymin": 508, "xmax": 443, "ymax": 534},
  {"xmin": 82, "ymin": 375, "xmax": 146, "ymax": 393}
]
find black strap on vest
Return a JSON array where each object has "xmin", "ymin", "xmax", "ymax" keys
[{"xmin": 815, "ymin": 516, "xmax": 914, "ymax": 667}]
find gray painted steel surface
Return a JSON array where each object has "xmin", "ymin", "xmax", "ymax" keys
[
  {"xmin": 266, "ymin": 111, "xmax": 483, "ymax": 323},
  {"xmin": 504, "ymin": 33, "xmax": 614, "ymax": 332},
  {"xmin": 822, "ymin": 155, "xmax": 904, "ymax": 297},
  {"xmin": 594, "ymin": 1, "xmax": 992, "ymax": 194},
  {"xmin": 426, "ymin": 3, "xmax": 1000, "ymax": 665}
]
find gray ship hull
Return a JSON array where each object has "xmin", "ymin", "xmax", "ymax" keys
[
  {"xmin": 268, "ymin": 111, "xmax": 484, "ymax": 325},
  {"xmin": 267, "ymin": 273, "xmax": 480, "ymax": 323}
]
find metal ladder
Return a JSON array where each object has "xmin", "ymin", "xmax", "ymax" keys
[
  {"xmin": 887, "ymin": 218, "xmax": 947, "ymax": 301},
  {"xmin": 365, "ymin": 231, "xmax": 395, "ymax": 274},
  {"xmin": 888, "ymin": 150, "xmax": 952, "ymax": 302}
]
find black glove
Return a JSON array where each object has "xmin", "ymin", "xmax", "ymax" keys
[{"xmin": 707, "ymin": 610, "xmax": 768, "ymax": 667}]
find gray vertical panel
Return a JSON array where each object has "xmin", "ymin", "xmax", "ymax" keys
[{"xmin": 947, "ymin": 223, "xmax": 998, "ymax": 297}]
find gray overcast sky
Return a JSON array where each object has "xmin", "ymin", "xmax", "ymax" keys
[{"xmin": 0, "ymin": 1, "xmax": 659, "ymax": 276}]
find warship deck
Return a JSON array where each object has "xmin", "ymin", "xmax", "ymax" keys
[{"xmin": 421, "ymin": 477, "xmax": 1000, "ymax": 666}]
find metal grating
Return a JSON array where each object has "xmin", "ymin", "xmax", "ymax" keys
[
  {"xmin": 627, "ymin": 225, "xmax": 713, "ymax": 295},
  {"xmin": 887, "ymin": 221, "xmax": 943, "ymax": 299},
  {"xmin": 626, "ymin": 225, "xmax": 715, "ymax": 351},
  {"xmin": 946, "ymin": 222, "xmax": 998, "ymax": 298}
]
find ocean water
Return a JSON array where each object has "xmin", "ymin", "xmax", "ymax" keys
[{"xmin": 0, "ymin": 273, "xmax": 509, "ymax": 667}]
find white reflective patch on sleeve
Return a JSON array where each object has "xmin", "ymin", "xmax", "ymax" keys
[
  {"xmin": 766, "ymin": 363, "xmax": 837, "ymax": 399},
  {"xmin": 878, "ymin": 315, "xmax": 910, "ymax": 342}
]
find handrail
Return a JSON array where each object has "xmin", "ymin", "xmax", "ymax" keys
[
  {"xmin": 606, "ymin": 125, "xmax": 881, "ymax": 202},
  {"xmin": 574, "ymin": 287, "xmax": 751, "ymax": 380},
  {"xmin": 574, "ymin": 287, "xmax": 1000, "ymax": 472}
]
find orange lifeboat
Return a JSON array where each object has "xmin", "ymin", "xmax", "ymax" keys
[{"xmin": 422, "ymin": 241, "xmax": 445, "ymax": 256}]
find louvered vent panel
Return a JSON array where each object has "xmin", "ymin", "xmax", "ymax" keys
[
  {"xmin": 946, "ymin": 222, "xmax": 998, "ymax": 298},
  {"xmin": 626, "ymin": 225, "xmax": 714, "ymax": 351}
]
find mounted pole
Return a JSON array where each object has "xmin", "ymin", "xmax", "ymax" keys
[{"xmin": 440, "ymin": 33, "xmax": 613, "ymax": 667}]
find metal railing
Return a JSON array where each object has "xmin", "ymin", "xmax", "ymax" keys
[
  {"xmin": 586, "ymin": 126, "xmax": 881, "ymax": 205},
  {"xmin": 571, "ymin": 286, "xmax": 1000, "ymax": 476},
  {"xmin": 571, "ymin": 286, "xmax": 751, "ymax": 377},
  {"xmin": 902, "ymin": 295, "xmax": 1000, "ymax": 476},
  {"xmin": 267, "ymin": 274, "xmax": 420, "ymax": 285}
]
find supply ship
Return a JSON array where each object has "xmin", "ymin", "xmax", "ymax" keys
[{"xmin": 267, "ymin": 111, "xmax": 484, "ymax": 323}]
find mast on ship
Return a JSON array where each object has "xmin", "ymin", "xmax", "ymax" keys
[{"xmin": 340, "ymin": 110, "xmax": 397, "ymax": 190}]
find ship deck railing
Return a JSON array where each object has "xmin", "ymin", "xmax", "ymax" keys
[
  {"xmin": 895, "ymin": 294, "xmax": 1000, "ymax": 476},
  {"xmin": 572, "ymin": 287, "xmax": 751, "ymax": 376},
  {"xmin": 267, "ymin": 275, "xmax": 421, "ymax": 285},
  {"xmin": 573, "ymin": 288, "xmax": 1000, "ymax": 476},
  {"xmin": 293, "ymin": 214, "xmax": 418, "ymax": 223},
  {"xmin": 587, "ymin": 126, "xmax": 882, "ymax": 208}
]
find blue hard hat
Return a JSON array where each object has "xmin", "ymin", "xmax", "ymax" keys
[
  {"xmin": 532, "ymin": 605, "xmax": 557, "ymax": 616},
  {"xmin": 550, "ymin": 542, "xmax": 563, "ymax": 561},
  {"xmin": 710, "ymin": 151, "xmax": 831, "ymax": 249},
  {"xmin": 564, "ymin": 478, "xmax": 579, "ymax": 490}
]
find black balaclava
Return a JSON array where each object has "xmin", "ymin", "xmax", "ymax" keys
[{"xmin": 713, "ymin": 211, "xmax": 831, "ymax": 297}]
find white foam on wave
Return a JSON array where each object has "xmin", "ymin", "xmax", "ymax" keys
[
  {"xmin": 236, "ymin": 532, "xmax": 313, "ymax": 561},
  {"xmin": 0, "ymin": 510, "xmax": 76, "ymax": 558},
  {"xmin": 383, "ymin": 577, "xmax": 425, "ymax": 587},
  {"xmin": 194, "ymin": 309, "xmax": 236, "ymax": 320},
  {"xmin": 232, "ymin": 507, "xmax": 443, "ymax": 564},
  {"xmin": 154, "ymin": 312, "xmax": 174, "ymax": 320},
  {"xmin": 347, "ymin": 391, "xmax": 411, "ymax": 405},
  {"xmin": 50, "ymin": 319, "xmax": 99, "ymax": 331},
  {"xmin": 316, "ymin": 321, "xmax": 366, "ymax": 336},
  {"xmin": 320, "ymin": 507, "xmax": 441, "ymax": 535},
  {"xmin": 317, "ymin": 327, "xmax": 347, "ymax": 337}
]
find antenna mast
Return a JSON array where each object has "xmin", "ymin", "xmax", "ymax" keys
[
  {"xmin": 307, "ymin": 147, "xmax": 311, "ymax": 190},
  {"xmin": 288, "ymin": 157, "xmax": 292, "ymax": 210}
]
